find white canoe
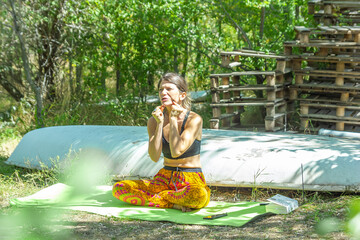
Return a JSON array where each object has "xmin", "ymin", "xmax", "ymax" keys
[{"xmin": 6, "ymin": 125, "xmax": 360, "ymax": 192}]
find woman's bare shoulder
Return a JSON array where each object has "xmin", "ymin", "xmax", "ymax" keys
[
  {"xmin": 187, "ymin": 111, "xmax": 203, "ymax": 127},
  {"xmin": 189, "ymin": 111, "xmax": 203, "ymax": 121}
]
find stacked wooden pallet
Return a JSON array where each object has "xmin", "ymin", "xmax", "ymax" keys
[
  {"xmin": 308, "ymin": 0, "xmax": 360, "ymax": 25},
  {"xmin": 209, "ymin": 50, "xmax": 292, "ymax": 131},
  {"xmin": 285, "ymin": 25, "xmax": 360, "ymax": 132}
]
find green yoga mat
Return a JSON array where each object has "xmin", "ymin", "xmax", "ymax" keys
[{"xmin": 10, "ymin": 183, "xmax": 269, "ymax": 227}]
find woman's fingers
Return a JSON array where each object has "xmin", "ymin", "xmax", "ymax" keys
[
  {"xmin": 160, "ymin": 105, "xmax": 165, "ymax": 112},
  {"xmin": 152, "ymin": 105, "xmax": 164, "ymax": 122}
]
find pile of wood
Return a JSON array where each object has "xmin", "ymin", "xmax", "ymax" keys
[
  {"xmin": 209, "ymin": 50, "xmax": 292, "ymax": 131},
  {"xmin": 208, "ymin": 1, "xmax": 360, "ymax": 133},
  {"xmin": 308, "ymin": 0, "xmax": 360, "ymax": 25},
  {"xmin": 285, "ymin": 25, "xmax": 360, "ymax": 132}
]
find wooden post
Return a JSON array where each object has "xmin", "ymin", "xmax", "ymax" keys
[
  {"xmin": 340, "ymin": 93, "xmax": 349, "ymax": 102},
  {"xmin": 345, "ymin": 34, "xmax": 353, "ymax": 41},
  {"xmin": 284, "ymin": 46, "xmax": 292, "ymax": 68},
  {"xmin": 222, "ymin": 77, "xmax": 232, "ymax": 127},
  {"xmin": 292, "ymin": 60, "xmax": 302, "ymax": 70},
  {"xmin": 284, "ymin": 46, "xmax": 292, "ymax": 56},
  {"xmin": 336, "ymin": 122, "xmax": 345, "ymax": 131},
  {"xmin": 210, "ymin": 119, "xmax": 220, "ymax": 129},
  {"xmin": 335, "ymin": 105, "xmax": 345, "ymax": 134},
  {"xmin": 278, "ymin": 103, "xmax": 287, "ymax": 129},
  {"xmin": 299, "ymin": 33, "xmax": 310, "ymax": 44},
  {"xmin": 300, "ymin": 105, "xmax": 309, "ymax": 115},
  {"xmin": 300, "ymin": 105, "xmax": 309, "ymax": 130},
  {"xmin": 211, "ymin": 77, "xmax": 220, "ymax": 102},
  {"xmin": 265, "ymin": 119, "xmax": 275, "ymax": 132},
  {"xmin": 332, "ymin": 48, "xmax": 340, "ymax": 55},
  {"xmin": 266, "ymin": 75, "xmax": 275, "ymax": 86},
  {"xmin": 267, "ymin": 91, "xmax": 276, "ymax": 101},
  {"xmin": 336, "ymin": 106, "xmax": 345, "ymax": 117},
  {"xmin": 266, "ymin": 106, "xmax": 275, "ymax": 117},
  {"xmin": 276, "ymin": 89, "xmax": 284, "ymax": 100},
  {"xmin": 276, "ymin": 60, "xmax": 286, "ymax": 73},
  {"xmin": 210, "ymin": 77, "xmax": 221, "ymax": 129},
  {"xmin": 232, "ymin": 75, "xmax": 241, "ymax": 125},
  {"xmin": 221, "ymin": 55, "xmax": 230, "ymax": 67},
  {"xmin": 324, "ymin": 4, "xmax": 332, "ymax": 14},
  {"xmin": 336, "ymin": 62, "xmax": 345, "ymax": 86},
  {"xmin": 317, "ymin": 48, "xmax": 328, "ymax": 57},
  {"xmin": 289, "ymin": 89, "xmax": 297, "ymax": 100},
  {"xmin": 276, "ymin": 75, "xmax": 284, "ymax": 84},
  {"xmin": 355, "ymin": 33, "xmax": 360, "ymax": 44},
  {"xmin": 308, "ymin": 3, "xmax": 315, "ymax": 15},
  {"xmin": 324, "ymin": 18, "xmax": 332, "ymax": 26}
]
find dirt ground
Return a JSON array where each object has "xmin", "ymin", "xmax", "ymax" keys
[{"xmin": 4, "ymin": 187, "xmax": 349, "ymax": 240}]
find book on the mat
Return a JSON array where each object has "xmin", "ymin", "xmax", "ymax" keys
[{"xmin": 265, "ymin": 194, "xmax": 298, "ymax": 214}]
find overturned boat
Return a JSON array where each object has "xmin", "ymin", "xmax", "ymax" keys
[{"xmin": 6, "ymin": 125, "xmax": 360, "ymax": 192}]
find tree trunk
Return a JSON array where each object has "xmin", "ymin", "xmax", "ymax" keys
[
  {"xmin": 173, "ymin": 47, "xmax": 179, "ymax": 73},
  {"xmin": 9, "ymin": 0, "xmax": 43, "ymax": 127},
  {"xmin": 115, "ymin": 37, "xmax": 123, "ymax": 96},
  {"xmin": 0, "ymin": 73, "xmax": 24, "ymax": 101},
  {"xmin": 75, "ymin": 63, "xmax": 83, "ymax": 97},
  {"xmin": 259, "ymin": 6, "xmax": 265, "ymax": 41},
  {"xmin": 69, "ymin": 56, "xmax": 73, "ymax": 96}
]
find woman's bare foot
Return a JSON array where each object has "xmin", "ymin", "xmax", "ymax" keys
[{"xmin": 173, "ymin": 204, "xmax": 193, "ymax": 212}]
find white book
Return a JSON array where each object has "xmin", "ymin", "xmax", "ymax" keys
[{"xmin": 265, "ymin": 194, "xmax": 299, "ymax": 214}]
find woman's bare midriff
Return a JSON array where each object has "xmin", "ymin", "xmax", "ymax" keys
[{"xmin": 164, "ymin": 154, "xmax": 201, "ymax": 168}]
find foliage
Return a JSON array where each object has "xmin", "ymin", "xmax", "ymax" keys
[{"xmin": 0, "ymin": 0, "xmax": 313, "ymax": 127}]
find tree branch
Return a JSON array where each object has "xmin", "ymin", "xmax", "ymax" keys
[{"xmin": 218, "ymin": 0, "xmax": 253, "ymax": 49}]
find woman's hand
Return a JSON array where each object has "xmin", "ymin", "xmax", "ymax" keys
[
  {"xmin": 152, "ymin": 105, "xmax": 165, "ymax": 124},
  {"xmin": 170, "ymin": 97, "xmax": 186, "ymax": 118}
]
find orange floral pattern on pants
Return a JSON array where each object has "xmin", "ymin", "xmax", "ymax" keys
[{"xmin": 112, "ymin": 168, "xmax": 210, "ymax": 209}]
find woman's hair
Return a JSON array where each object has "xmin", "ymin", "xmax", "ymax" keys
[{"xmin": 158, "ymin": 72, "xmax": 192, "ymax": 110}]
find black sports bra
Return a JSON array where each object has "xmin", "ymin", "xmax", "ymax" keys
[{"xmin": 162, "ymin": 111, "xmax": 201, "ymax": 160}]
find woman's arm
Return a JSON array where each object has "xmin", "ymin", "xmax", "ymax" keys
[
  {"xmin": 147, "ymin": 117, "xmax": 163, "ymax": 162},
  {"xmin": 168, "ymin": 113, "xmax": 202, "ymax": 158}
]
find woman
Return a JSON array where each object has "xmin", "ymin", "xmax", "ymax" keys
[{"xmin": 112, "ymin": 73, "xmax": 210, "ymax": 212}]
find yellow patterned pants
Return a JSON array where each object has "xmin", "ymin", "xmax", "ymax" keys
[{"xmin": 112, "ymin": 167, "xmax": 210, "ymax": 209}]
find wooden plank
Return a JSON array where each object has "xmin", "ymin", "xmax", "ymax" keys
[
  {"xmin": 308, "ymin": 0, "xmax": 322, "ymax": 4},
  {"xmin": 220, "ymin": 51, "xmax": 286, "ymax": 60},
  {"xmin": 323, "ymin": 1, "xmax": 360, "ymax": 8},
  {"xmin": 212, "ymin": 84, "xmax": 288, "ymax": 92},
  {"xmin": 210, "ymin": 73, "xmax": 232, "ymax": 77},
  {"xmin": 232, "ymin": 49, "xmax": 279, "ymax": 55},
  {"xmin": 210, "ymin": 69, "xmax": 291, "ymax": 78},
  {"xmin": 295, "ymin": 69, "xmax": 360, "ymax": 77},
  {"xmin": 283, "ymin": 41, "xmax": 360, "ymax": 48},
  {"xmin": 292, "ymin": 82, "xmax": 360, "ymax": 91},
  {"xmin": 290, "ymin": 54, "xmax": 360, "ymax": 63},
  {"xmin": 210, "ymin": 99, "xmax": 286, "ymax": 107},
  {"xmin": 265, "ymin": 113, "xmax": 286, "ymax": 120},
  {"xmin": 230, "ymin": 71, "xmax": 275, "ymax": 76},
  {"xmin": 300, "ymin": 115, "xmax": 360, "ymax": 124},
  {"xmin": 211, "ymin": 112, "xmax": 240, "ymax": 120},
  {"xmin": 300, "ymin": 103, "xmax": 360, "ymax": 110},
  {"xmin": 294, "ymin": 26, "xmax": 311, "ymax": 32},
  {"xmin": 318, "ymin": 26, "xmax": 338, "ymax": 33},
  {"xmin": 329, "ymin": 26, "xmax": 352, "ymax": 33}
]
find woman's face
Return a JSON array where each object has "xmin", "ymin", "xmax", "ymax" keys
[{"xmin": 158, "ymin": 80, "xmax": 183, "ymax": 106}]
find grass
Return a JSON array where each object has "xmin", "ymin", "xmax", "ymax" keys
[{"xmin": 0, "ymin": 95, "xmax": 360, "ymax": 239}]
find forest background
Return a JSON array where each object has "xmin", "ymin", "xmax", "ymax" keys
[{"xmin": 1, "ymin": 0, "xmax": 313, "ymax": 132}]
